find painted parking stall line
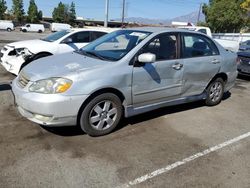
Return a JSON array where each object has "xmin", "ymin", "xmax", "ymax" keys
[{"xmin": 118, "ymin": 131, "xmax": 250, "ymax": 188}]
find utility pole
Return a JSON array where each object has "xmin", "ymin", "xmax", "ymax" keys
[
  {"xmin": 104, "ymin": 0, "xmax": 109, "ymax": 27},
  {"xmin": 197, "ymin": 3, "xmax": 202, "ymax": 24},
  {"xmin": 121, "ymin": 0, "xmax": 125, "ymax": 26}
]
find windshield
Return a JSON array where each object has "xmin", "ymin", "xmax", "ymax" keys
[
  {"xmin": 79, "ymin": 30, "xmax": 151, "ymax": 61},
  {"xmin": 41, "ymin": 30, "xmax": 70, "ymax": 42}
]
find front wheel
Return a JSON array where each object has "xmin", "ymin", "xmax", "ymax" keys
[
  {"xmin": 79, "ymin": 93, "xmax": 122, "ymax": 136},
  {"xmin": 205, "ymin": 78, "xmax": 225, "ymax": 106},
  {"xmin": 7, "ymin": 28, "xmax": 12, "ymax": 32}
]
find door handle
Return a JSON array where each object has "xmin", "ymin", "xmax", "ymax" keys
[
  {"xmin": 172, "ymin": 63, "xmax": 183, "ymax": 70},
  {"xmin": 211, "ymin": 59, "xmax": 220, "ymax": 64}
]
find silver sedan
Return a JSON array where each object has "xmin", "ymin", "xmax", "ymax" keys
[{"xmin": 12, "ymin": 27, "xmax": 238, "ymax": 136}]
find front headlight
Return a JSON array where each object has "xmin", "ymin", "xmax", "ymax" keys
[{"xmin": 29, "ymin": 78, "xmax": 72, "ymax": 94}]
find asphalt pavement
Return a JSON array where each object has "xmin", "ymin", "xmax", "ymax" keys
[{"xmin": 0, "ymin": 31, "xmax": 250, "ymax": 188}]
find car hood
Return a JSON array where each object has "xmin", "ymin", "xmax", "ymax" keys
[
  {"xmin": 7, "ymin": 39, "xmax": 50, "ymax": 53},
  {"xmin": 21, "ymin": 52, "xmax": 109, "ymax": 81}
]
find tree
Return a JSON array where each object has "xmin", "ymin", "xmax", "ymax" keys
[
  {"xmin": 0, "ymin": 0, "xmax": 7, "ymax": 19},
  {"xmin": 241, "ymin": 0, "xmax": 250, "ymax": 11},
  {"xmin": 38, "ymin": 10, "xmax": 42, "ymax": 20},
  {"xmin": 69, "ymin": 2, "xmax": 76, "ymax": 24},
  {"xmin": 241, "ymin": 0, "xmax": 250, "ymax": 29},
  {"xmin": 52, "ymin": 2, "xmax": 66, "ymax": 23},
  {"xmin": 202, "ymin": 0, "xmax": 247, "ymax": 32},
  {"xmin": 52, "ymin": 1, "xmax": 76, "ymax": 24},
  {"xmin": 12, "ymin": 0, "xmax": 25, "ymax": 22},
  {"xmin": 27, "ymin": 0, "xmax": 38, "ymax": 23}
]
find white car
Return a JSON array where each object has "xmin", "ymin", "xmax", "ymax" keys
[
  {"xmin": 0, "ymin": 20, "xmax": 14, "ymax": 32},
  {"xmin": 0, "ymin": 28, "xmax": 114, "ymax": 75},
  {"xmin": 51, "ymin": 23, "xmax": 72, "ymax": 32},
  {"xmin": 20, "ymin": 24, "xmax": 45, "ymax": 33}
]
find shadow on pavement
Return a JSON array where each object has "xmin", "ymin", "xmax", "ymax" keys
[
  {"xmin": 41, "ymin": 125, "xmax": 85, "ymax": 137},
  {"xmin": 0, "ymin": 83, "xmax": 11, "ymax": 91},
  {"xmin": 237, "ymin": 75, "xmax": 250, "ymax": 81},
  {"xmin": 44, "ymin": 92, "xmax": 231, "ymax": 137}
]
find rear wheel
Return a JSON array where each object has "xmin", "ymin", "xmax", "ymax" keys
[
  {"xmin": 205, "ymin": 78, "xmax": 225, "ymax": 106},
  {"xmin": 38, "ymin": 30, "xmax": 42, "ymax": 33},
  {"xmin": 79, "ymin": 93, "xmax": 122, "ymax": 136},
  {"xmin": 7, "ymin": 28, "xmax": 11, "ymax": 32}
]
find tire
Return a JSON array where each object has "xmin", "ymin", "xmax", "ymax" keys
[
  {"xmin": 7, "ymin": 28, "xmax": 11, "ymax": 32},
  {"xmin": 80, "ymin": 93, "xmax": 123, "ymax": 136},
  {"xmin": 205, "ymin": 78, "xmax": 225, "ymax": 106},
  {"xmin": 22, "ymin": 29, "xmax": 27, "ymax": 32},
  {"xmin": 38, "ymin": 30, "xmax": 42, "ymax": 33}
]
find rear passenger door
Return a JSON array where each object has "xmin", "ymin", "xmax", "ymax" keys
[
  {"xmin": 132, "ymin": 32, "xmax": 185, "ymax": 106},
  {"xmin": 181, "ymin": 33, "xmax": 221, "ymax": 97}
]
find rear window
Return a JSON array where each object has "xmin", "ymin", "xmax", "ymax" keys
[{"xmin": 182, "ymin": 33, "xmax": 219, "ymax": 58}]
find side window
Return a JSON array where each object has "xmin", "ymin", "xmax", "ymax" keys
[
  {"xmin": 142, "ymin": 33, "xmax": 177, "ymax": 61},
  {"xmin": 91, "ymin": 31, "xmax": 106, "ymax": 42},
  {"xmin": 182, "ymin": 34, "xmax": 219, "ymax": 58},
  {"xmin": 70, "ymin": 31, "xmax": 90, "ymax": 43},
  {"xmin": 198, "ymin": 29, "xmax": 207, "ymax": 35}
]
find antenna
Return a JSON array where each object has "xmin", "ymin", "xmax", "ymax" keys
[
  {"xmin": 197, "ymin": 3, "xmax": 202, "ymax": 24},
  {"xmin": 121, "ymin": 0, "xmax": 125, "ymax": 26},
  {"xmin": 104, "ymin": 0, "xmax": 109, "ymax": 27}
]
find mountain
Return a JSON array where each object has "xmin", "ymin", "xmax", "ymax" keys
[{"xmin": 117, "ymin": 11, "xmax": 205, "ymax": 25}]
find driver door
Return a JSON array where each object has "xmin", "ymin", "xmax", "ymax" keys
[{"xmin": 132, "ymin": 33, "xmax": 184, "ymax": 106}]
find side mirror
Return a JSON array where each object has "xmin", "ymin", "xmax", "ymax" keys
[
  {"xmin": 138, "ymin": 53, "xmax": 156, "ymax": 63},
  {"xmin": 62, "ymin": 37, "xmax": 73, "ymax": 44}
]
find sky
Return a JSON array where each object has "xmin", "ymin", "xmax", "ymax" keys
[{"xmin": 5, "ymin": 0, "xmax": 208, "ymax": 21}]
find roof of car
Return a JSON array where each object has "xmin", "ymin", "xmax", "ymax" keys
[
  {"xmin": 70, "ymin": 27, "xmax": 118, "ymax": 33},
  {"xmin": 123, "ymin": 27, "xmax": 196, "ymax": 34}
]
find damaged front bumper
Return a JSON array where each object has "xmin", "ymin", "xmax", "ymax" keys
[
  {"xmin": 0, "ymin": 46, "xmax": 33, "ymax": 75},
  {"xmin": 1, "ymin": 55, "xmax": 26, "ymax": 75}
]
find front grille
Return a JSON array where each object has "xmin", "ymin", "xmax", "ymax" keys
[
  {"xmin": 18, "ymin": 72, "xmax": 30, "ymax": 88},
  {"xmin": 239, "ymin": 56, "xmax": 250, "ymax": 66}
]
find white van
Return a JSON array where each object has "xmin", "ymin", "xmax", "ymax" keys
[
  {"xmin": 51, "ymin": 23, "xmax": 72, "ymax": 32},
  {"xmin": 20, "ymin": 24, "xmax": 45, "ymax": 33},
  {"xmin": 0, "ymin": 20, "xmax": 14, "ymax": 32}
]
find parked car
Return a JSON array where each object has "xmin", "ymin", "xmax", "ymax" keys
[
  {"xmin": 0, "ymin": 20, "xmax": 14, "ymax": 31},
  {"xmin": 239, "ymin": 40, "xmax": 250, "ymax": 52},
  {"xmin": 20, "ymin": 24, "xmax": 45, "ymax": 33},
  {"xmin": 0, "ymin": 28, "xmax": 114, "ymax": 75},
  {"xmin": 12, "ymin": 28, "xmax": 238, "ymax": 136},
  {"xmin": 51, "ymin": 22, "xmax": 72, "ymax": 32},
  {"xmin": 237, "ymin": 51, "xmax": 250, "ymax": 76}
]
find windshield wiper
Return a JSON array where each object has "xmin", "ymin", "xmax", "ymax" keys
[{"xmin": 78, "ymin": 50, "xmax": 108, "ymax": 60}]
